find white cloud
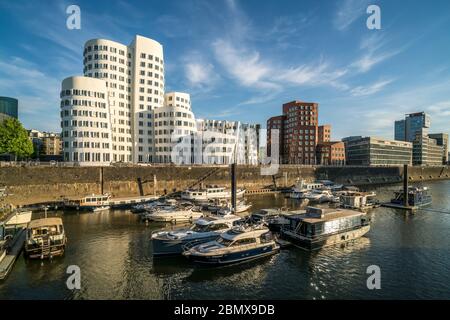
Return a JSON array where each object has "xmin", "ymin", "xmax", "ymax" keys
[
  {"xmin": 350, "ymin": 79, "xmax": 394, "ymax": 96},
  {"xmin": 184, "ymin": 62, "xmax": 215, "ymax": 87},
  {"xmin": 333, "ymin": 0, "xmax": 371, "ymax": 31}
]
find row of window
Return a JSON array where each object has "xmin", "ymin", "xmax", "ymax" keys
[
  {"xmin": 61, "ymin": 120, "xmax": 108, "ymax": 129},
  {"xmin": 60, "ymin": 89, "xmax": 105, "ymax": 99},
  {"xmin": 61, "ymin": 110, "xmax": 108, "ymax": 118}
]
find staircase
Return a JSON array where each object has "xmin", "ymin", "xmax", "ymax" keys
[{"xmin": 186, "ymin": 167, "xmax": 222, "ymax": 190}]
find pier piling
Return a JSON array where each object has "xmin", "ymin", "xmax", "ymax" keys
[{"xmin": 403, "ymin": 164, "xmax": 409, "ymax": 207}]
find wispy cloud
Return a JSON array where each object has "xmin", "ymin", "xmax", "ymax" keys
[
  {"xmin": 350, "ymin": 79, "xmax": 394, "ymax": 96},
  {"xmin": 333, "ymin": 0, "xmax": 371, "ymax": 31}
]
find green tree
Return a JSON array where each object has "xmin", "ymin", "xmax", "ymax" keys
[{"xmin": 0, "ymin": 118, "xmax": 34, "ymax": 160}]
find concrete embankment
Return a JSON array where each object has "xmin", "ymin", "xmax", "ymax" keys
[{"xmin": 1, "ymin": 165, "xmax": 449, "ymax": 206}]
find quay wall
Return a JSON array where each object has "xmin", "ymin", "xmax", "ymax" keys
[{"xmin": 1, "ymin": 165, "xmax": 449, "ymax": 206}]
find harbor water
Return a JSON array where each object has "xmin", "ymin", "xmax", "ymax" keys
[{"xmin": 1, "ymin": 180, "xmax": 450, "ymax": 299}]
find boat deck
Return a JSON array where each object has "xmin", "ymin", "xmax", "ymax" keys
[
  {"xmin": 0, "ymin": 229, "xmax": 26, "ymax": 280},
  {"xmin": 109, "ymin": 195, "xmax": 159, "ymax": 207}
]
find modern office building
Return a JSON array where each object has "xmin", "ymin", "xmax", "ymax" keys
[
  {"xmin": 267, "ymin": 100, "xmax": 319, "ymax": 164},
  {"xmin": 428, "ymin": 133, "xmax": 448, "ymax": 163},
  {"xmin": 318, "ymin": 124, "xmax": 331, "ymax": 143},
  {"xmin": 0, "ymin": 96, "xmax": 18, "ymax": 122},
  {"xmin": 315, "ymin": 141, "xmax": 345, "ymax": 165},
  {"xmin": 394, "ymin": 112, "xmax": 430, "ymax": 142},
  {"xmin": 412, "ymin": 133, "xmax": 444, "ymax": 166},
  {"xmin": 344, "ymin": 136, "xmax": 412, "ymax": 166}
]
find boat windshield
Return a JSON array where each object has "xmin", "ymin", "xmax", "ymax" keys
[
  {"xmin": 217, "ymin": 237, "xmax": 233, "ymax": 247},
  {"xmin": 191, "ymin": 224, "xmax": 210, "ymax": 232}
]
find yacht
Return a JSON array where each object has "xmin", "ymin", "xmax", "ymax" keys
[
  {"xmin": 303, "ymin": 189, "xmax": 339, "ymax": 203},
  {"xmin": 24, "ymin": 217, "xmax": 67, "ymax": 259},
  {"xmin": 183, "ymin": 225, "xmax": 279, "ymax": 265},
  {"xmin": 217, "ymin": 201, "xmax": 253, "ymax": 215},
  {"xmin": 181, "ymin": 185, "xmax": 245, "ymax": 201},
  {"xmin": 151, "ymin": 215, "xmax": 242, "ymax": 256},
  {"xmin": 280, "ymin": 206, "xmax": 371, "ymax": 251},
  {"xmin": 390, "ymin": 186, "xmax": 432, "ymax": 207},
  {"xmin": 339, "ymin": 191, "xmax": 379, "ymax": 210},
  {"xmin": 289, "ymin": 180, "xmax": 324, "ymax": 199},
  {"xmin": 145, "ymin": 205, "xmax": 204, "ymax": 223}
]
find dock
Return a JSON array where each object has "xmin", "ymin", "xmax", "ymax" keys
[
  {"xmin": 0, "ymin": 229, "xmax": 26, "ymax": 281},
  {"xmin": 109, "ymin": 195, "xmax": 159, "ymax": 208},
  {"xmin": 380, "ymin": 202, "xmax": 418, "ymax": 211}
]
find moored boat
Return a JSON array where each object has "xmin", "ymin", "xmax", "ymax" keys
[
  {"xmin": 183, "ymin": 225, "xmax": 279, "ymax": 265},
  {"xmin": 146, "ymin": 205, "xmax": 203, "ymax": 223},
  {"xmin": 390, "ymin": 186, "xmax": 432, "ymax": 207},
  {"xmin": 181, "ymin": 185, "xmax": 245, "ymax": 201},
  {"xmin": 24, "ymin": 217, "xmax": 67, "ymax": 259},
  {"xmin": 151, "ymin": 215, "xmax": 242, "ymax": 256},
  {"xmin": 280, "ymin": 206, "xmax": 370, "ymax": 251}
]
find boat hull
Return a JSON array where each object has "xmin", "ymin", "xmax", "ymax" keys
[
  {"xmin": 25, "ymin": 239, "xmax": 67, "ymax": 259},
  {"xmin": 150, "ymin": 211, "xmax": 203, "ymax": 223},
  {"xmin": 185, "ymin": 244, "xmax": 279, "ymax": 265},
  {"xmin": 281, "ymin": 225, "xmax": 370, "ymax": 251}
]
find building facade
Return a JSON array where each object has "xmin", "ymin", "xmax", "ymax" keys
[
  {"xmin": 344, "ymin": 136, "xmax": 412, "ymax": 166},
  {"xmin": 61, "ymin": 35, "xmax": 259, "ymax": 166},
  {"xmin": 0, "ymin": 96, "xmax": 18, "ymax": 122},
  {"xmin": 28, "ymin": 130, "xmax": 63, "ymax": 160},
  {"xmin": 395, "ymin": 112, "xmax": 431, "ymax": 142},
  {"xmin": 316, "ymin": 141, "xmax": 345, "ymax": 165},
  {"xmin": 267, "ymin": 100, "xmax": 318, "ymax": 164},
  {"xmin": 318, "ymin": 124, "xmax": 331, "ymax": 143},
  {"xmin": 428, "ymin": 133, "xmax": 448, "ymax": 163},
  {"xmin": 412, "ymin": 133, "xmax": 444, "ymax": 166}
]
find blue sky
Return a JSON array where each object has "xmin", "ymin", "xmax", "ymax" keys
[{"xmin": 1, "ymin": 0, "xmax": 450, "ymax": 141}]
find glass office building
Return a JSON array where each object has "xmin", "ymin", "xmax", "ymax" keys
[{"xmin": 0, "ymin": 96, "xmax": 18, "ymax": 121}]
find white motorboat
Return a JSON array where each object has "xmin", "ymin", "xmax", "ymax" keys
[
  {"xmin": 289, "ymin": 179, "xmax": 324, "ymax": 199},
  {"xmin": 183, "ymin": 225, "xmax": 279, "ymax": 265},
  {"xmin": 4, "ymin": 210, "xmax": 33, "ymax": 227},
  {"xmin": 151, "ymin": 215, "xmax": 242, "ymax": 256},
  {"xmin": 303, "ymin": 189, "xmax": 338, "ymax": 203},
  {"xmin": 181, "ymin": 185, "xmax": 245, "ymax": 201},
  {"xmin": 146, "ymin": 206, "xmax": 204, "ymax": 223}
]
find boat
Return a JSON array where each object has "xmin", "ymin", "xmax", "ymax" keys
[
  {"xmin": 151, "ymin": 215, "xmax": 242, "ymax": 256},
  {"xmin": 4, "ymin": 210, "xmax": 33, "ymax": 227},
  {"xmin": 390, "ymin": 186, "xmax": 432, "ymax": 207},
  {"xmin": 316, "ymin": 180, "xmax": 344, "ymax": 191},
  {"xmin": 216, "ymin": 201, "xmax": 253, "ymax": 215},
  {"xmin": 181, "ymin": 185, "xmax": 245, "ymax": 201},
  {"xmin": 145, "ymin": 205, "xmax": 204, "ymax": 223},
  {"xmin": 303, "ymin": 189, "xmax": 339, "ymax": 203},
  {"xmin": 289, "ymin": 179, "xmax": 324, "ymax": 199},
  {"xmin": 24, "ymin": 217, "xmax": 67, "ymax": 259},
  {"xmin": 339, "ymin": 191, "xmax": 379, "ymax": 211},
  {"xmin": 64, "ymin": 194, "xmax": 111, "ymax": 212},
  {"xmin": 183, "ymin": 225, "xmax": 279, "ymax": 265},
  {"xmin": 280, "ymin": 206, "xmax": 371, "ymax": 251}
]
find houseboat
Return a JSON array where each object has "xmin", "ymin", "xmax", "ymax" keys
[
  {"xmin": 64, "ymin": 194, "xmax": 111, "ymax": 212},
  {"xmin": 390, "ymin": 186, "xmax": 432, "ymax": 208},
  {"xmin": 183, "ymin": 225, "xmax": 279, "ymax": 265},
  {"xmin": 24, "ymin": 217, "xmax": 67, "ymax": 259},
  {"xmin": 339, "ymin": 191, "xmax": 379, "ymax": 211},
  {"xmin": 280, "ymin": 206, "xmax": 371, "ymax": 251},
  {"xmin": 181, "ymin": 185, "xmax": 245, "ymax": 201},
  {"xmin": 151, "ymin": 215, "xmax": 242, "ymax": 256}
]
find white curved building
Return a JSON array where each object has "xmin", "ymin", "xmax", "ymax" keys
[
  {"xmin": 60, "ymin": 35, "xmax": 260, "ymax": 166},
  {"xmin": 60, "ymin": 76, "xmax": 112, "ymax": 165},
  {"xmin": 155, "ymin": 92, "xmax": 197, "ymax": 163}
]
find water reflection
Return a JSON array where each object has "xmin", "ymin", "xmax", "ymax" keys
[{"xmin": 0, "ymin": 180, "xmax": 449, "ymax": 299}]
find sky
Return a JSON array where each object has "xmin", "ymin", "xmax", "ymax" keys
[{"xmin": 1, "ymin": 0, "xmax": 450, "ymax": 141}]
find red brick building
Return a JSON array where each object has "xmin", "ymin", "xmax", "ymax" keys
[
  {"xmin": 267, "ymin": 100, "xmax": 319, "ymax": 164},
  {"xmin": 318, "ymin": 124, "xmax": 331, "ymax": 143},
  {"xmin": 316, "ymin": 141, "xmax": 346, "ymax": 165}
]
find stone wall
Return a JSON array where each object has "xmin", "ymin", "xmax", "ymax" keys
[{"xmin": 1, "ymin": 165, "xmax": 449, "ymax": 206}]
